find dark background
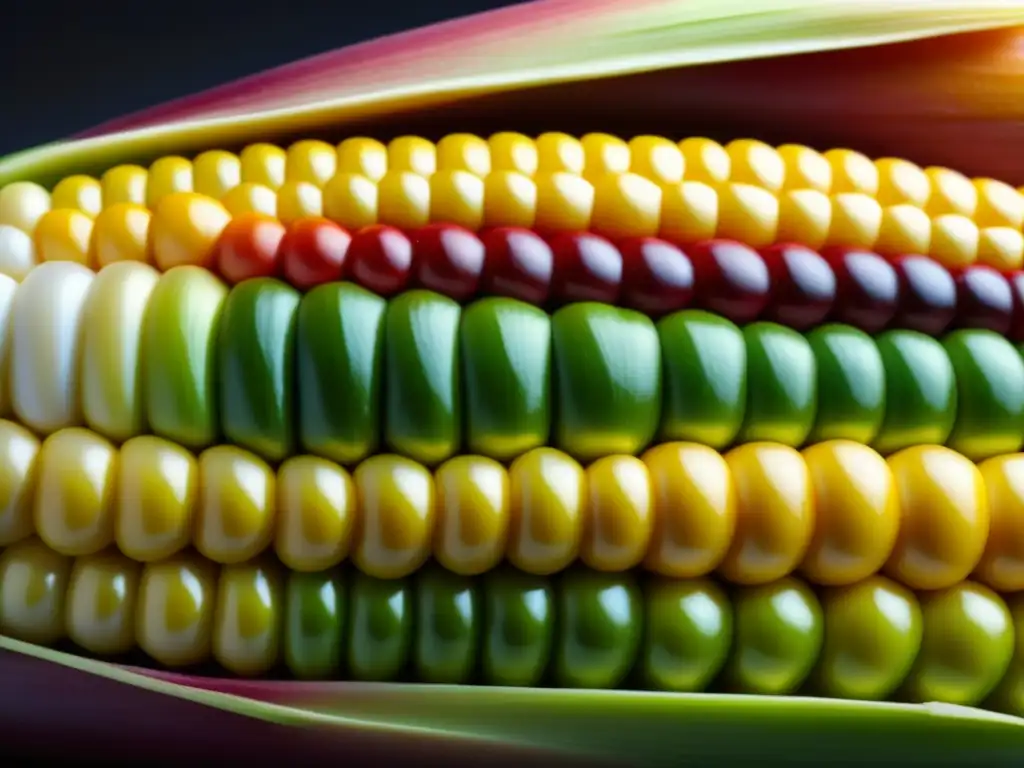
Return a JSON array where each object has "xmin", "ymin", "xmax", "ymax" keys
[{"xmin": 0, "ymin": 0, "xmax": 526, "ymax": 156}]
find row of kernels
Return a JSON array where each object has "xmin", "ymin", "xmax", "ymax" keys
[{"xmin": 0, "ymin": 425, "xmax": 1014, "ymax": 591}]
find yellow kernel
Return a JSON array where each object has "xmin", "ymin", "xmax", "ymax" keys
[
  {"xmin": 337, "ymin": 138, "xmax": 388, "ymax": 181},
  {"xmin": 659, "ymin": 181, "xmax": 717, "ymax": 243},
  {"xmin": 726, "ymin": 139, "xmax": 785, "ymax": 193},
  {"xmin": 101, "ymin": 165, "xmax": 148, "ymax": 207},
  {"xmin": 978, "ymin": 227, "xmax": 1024, "ymax": 271},
  {"xmin": 195, "ymin": 446, "xmax": 276, "ymax": 565},
  {"xmin": 430, "ymin": 170, "xmax": 485, "ymax": 231},
  {"xmin": 925, "ymin": 167, "xmax": 977, "ymax": 217},
  {"xmin": 136, "ymin": 552, "xmax": 216, "ymax": 668},
  {"xmin": 718, "ymin": 442, "xmax": 814, "ymax": 586},
  {"xmin": 931, "ymin": 214, "xmax": 979, "ymax": 270},
  {"xmin": 875, "ymin": 204, "xmax": 931, "ymax": 257},
  {"xmin": 33, "ymin": 428, "xmax": 117, "ymax": 556},
  {"xmin": 0, "ymin": 537, "xmax": 70, "ymax": 645},
  {"xmin": 240, "ymin": 143, "xmax": 286, "ymax": 189},
  {"xmin": 483, "ymin": 171, "xmax": 536, "ymax": 229},
  {"xmin": 388, "ymin": 136, "xmax": 436, "ymax": 176},
  {"xmin": 116, "ymin": 436, "xmax": 197, "ymax": 562},
  {"xmin": 974, "ymin": 454, "xmax": 1024, "ymax": 593},
  {"xmin": 0, "ymin": 280, "xmax": 15, "ymax": 416},
  {"xmin": 536, "ymin": 132, "xmax": 584, "ymax": 174},
  {"xmin": 591, "ymin": 172, "xmax": 661, "ymax": 239},
  {"xmin": 826, "ymin": 193, "xmax": 882, "ymax": 249},
  {"xmin": 276, "ymin": 181, "xmax": 323, "ymax": 224},
  {"xmin": 679, "ymin": 137, "xmax": 730, "ymax": 186},
  {"xmin": 66, "ymin": 550, "xmax": 140, "ymax": 656},
  {"xmin": 149, "ymin": 192, "xmax": 232, "ymax": 270},
  {"xmin": 825, "ymin": 148, "xmax": 879, "ymax": 195},
  {"xmin": 642, "ymin": 442, "xmax": 736, "ymax": 578},
  {"xmin": 435, "ymin": 455, "xmax": 510, "ymax": 576},
  {"xmin": 0, "ymin": 181, "xmax": 51, "ymax": 232},
  {"xmin": 0, "ymin": 420, "xmax": 40, "ymax": 546},
  {"xmin": 975, "ymin": 178, "xmax": 1024, "ymax": 229},
  {"xmin": 275, "ymin": 456, "xmax": 354, "ymax": 573},
  {"xmin": 213, "ymin": 560, "xmax": 283, "ymax": 677},
  {"xmin": 146, "ymin": 156, "xmax": 194, "ymax": 208},
  {"xmin": 192, "ymin": 150, "xmax": 241, "ymax": 200},
  {"xmin": 377, "ymin": 171, "xmax": 430, "ymax": 230},
  {"xmin": 508, "ymin": 447, "xmax": 584, "ymax": 576},
  {"xmin": 0, "ymin": 225, "xmax": 36, "ymax": 281},
  {"xmin": 876, "ymin": 158, "xmax": 930, "ymax": 207},
  {"xmin": 353, "ymin": 454, "xmax": 435, "ymax": 580},
  {"xmin": 716, "ymin": 183, "xmax": 779, "ymax": 247},
  {"xmin": 221, "ymin": 182, "xmax": 278, "ymax": 217},
  {"xmin": 535, "ymin": 172, "xmax": 594, "ymax": 232},
  {"xmin": 51, "ymin": 175, "xmax": 102, "ymax": 217},
  {"xmin": 437, "ymin": 133, "xmax": 491, "ymax": 176},
  {"xmin": 777, "ymin": 189, "xmax": 832, "ymax": 250},
  {"xmin": 33, "ymin": 208, "xmax": 93, "ymax": 265},
  {"xmin": 489, "ymin": 132, "xmax": 538, "ymax": 176},
  {"xmin": 778, "ymin": 144, "xmax": 831, "ymax": 193},
  {"xmin": 322, "ymin": 173, "xmax": 378, "ymax": 231},
  {"xmin": 629, "ymin": 136, "xmax": 685, "ymax": 186},
  {"xmin": 286, "ymin": 140, "xmax": 337, "ymax": 187},
  {"xmin": 581, "ymin": 133, "xmax": 630, "ymax": 180},
  {"xmin": 90, "ymin": 203, "xmax": 151, "ymax": 267},
  {"xmin": 582, "ymin": 455, "xmax": 653, "ymax": 572}
]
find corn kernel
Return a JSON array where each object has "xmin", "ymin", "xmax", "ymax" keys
[
  {"xmin": 0, "ymin": 537, "xmax": 70, "ymax": 645},
  {"xmin": 213, "ymin": 560, "xmax": 282, "ymax": 677},
  {"xmin": 582, "ymin": 455, "xmax": 653, "ymax": 572},
  {"xmin": 146, "ymin": 156, "xmax": 194, "ymax": 208},
  {"xmin": 136, "ymin": 552, "xmax": 216, "ymax": 668},
  {"xmin": 66, "ymin": 550, "xmax": 140, "ymax": 656},
  {"xmin": 642, "ymin": 442, "xmax": 736, "ymax": 578},
  {"xmin": 101, "ymin": 165, "xmax": 148, "ymax": 207},
  {"xmin": 287, "ymin": 140, "xmax": 338, "ymax": 187},
  {"xmin": 430, "ymin": 170, "xmax": 485, "ymax": 231},
  {"xmin": 322, "ymin": 173, "xmax": 378, "ymax": 231},
  {"xmin": 727, "ymin": 139, "xmax": 785, "ymax": 193},
  {"xmin": 975, "ymin": 178, "xmax": 1024, "ymax": 229},
  {"xmin": 276, "ymin": 180, "xmax": 323, "ymax": 224},
  {"xmin": 508, "ymin": 447, "xmax": 583, "ymax": 575},
  {"xmin": 149, "ymin": 192, "xmax": 232, "ymax": 270},
  {"xmin": 629, "ymin": 135, "xmax": 685, "ymax": 186},
  {"xmin": 437, "ymin": 133, "xmax": 491, "ymax": 176},
  {"xmin": 716, "ymin": 183, "xmax": 779, "ymax": 247},
  {"xmin": 353, "ymin": 454, "xmax": 435, "ymax": 580},
  {"xmin": 387, "ymin": 136, "xmax": 436, "ymax": 176},
  {"xmin": 116, "ymin": 436, "xmax": 197, "ymax": 562},
  {"xmin": 489, "ymin": 132, "xmax": 538, "ymax": 176},
  {"xmin": 195, "ymin": 446, "xmax": 275, "ymax": 565},
  {"xmin": 240, "ymin": 143, "xmax": 287, "ymax": 189},
  {"xmin": 679, "ymin": 137, "xmax": 730, "ymax": 186},
  {"xmin": 534, "ymin": 172, "xmax": 594, "ymax": 232},
  {"xmin": 193, "ymin": 150, "xmax": 242, "ymax": 200},
  {"xmin": 0, "ymin": 420, "xmax": 40, "ymax": 546},
  {"xmin": 0, "ymin": 181, "xmax": 51, "ymax": 232},
  {"xmin": 377, "ymin": 171, "xmax": 431, "ymax": 230},
  {"xmin": 974, "ymin": 454, "xmax": 1024, "ymax": 593},
  {"xmin": 591, "ymin": 172, "xmax": 661, "ymax": 239},
  {"xmin": 435, "ymin": 455, "xmax": 509, "ymax": 576},
  {"xmin": 777, "ymin": 188, "xmax": 832, "ymax": 250},
  {"xmin": 778, "ymin": 144, "xmax": 831, "ymax": 193},
  {"xmin": 0, "ymin": 277, "xmax": 15, "ymax": 416},
  {"xmin": 33, "ymin": 208, "xmax": 93, "ymax": 265},
  {"xmin": 90, "ymin": 203, "xmax": 151, "ymax": 267},
  {"xmin": 51, "ymin": 175, "xmax": 103, "ymax": 217},
  {"xmin": 536, "ymin": 132, "xmax": 585, "ymax": 174},
  {"xmin": 826, "ymin": 193, "xmax": 882, "ymax": 249},
  {"xmin": 978, "ymin": 226, "xmax": 1024, "ymax": 271},
  {"xmin": 0, "ymin": 225, "xmax": 36, "ymax": 281},
  {"xmin": 581, "ymin": 133, "xmax": 630, "ymax": 180},
  {"xmin": 875, "ymin": 158, "xmax": 930, "ymax": 208},
  {"xmin": 659, "ymin": 181, "xmax": 718, "ymax": 244},
  {"xmin": 931, "ymin": 214, "xmax": 980, "ymax": 270},
  {"xmin": 221, "ymin": 182, "xmax": 277, "ymax": 218},
  {"xmin": 275, "ymin": 456, "xmax": 354, "ymax": 573},
  {"xmin": 875, "ymin": 204, "xmax": 931, "ymax": 256},
  {"xmin": 925, "ymin": 167, "xmax": 977, "ymax": 217},
  {"xmin": 483, "ymin": 171, "xmax": 536, "ymax": 229},
  {"xmin": 825, "ymin": 149, "xmax": 879, "ymax": 195},
  {"xmin": 338, "ymin": 137, "xmax": 389, "ymax": 181}
]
